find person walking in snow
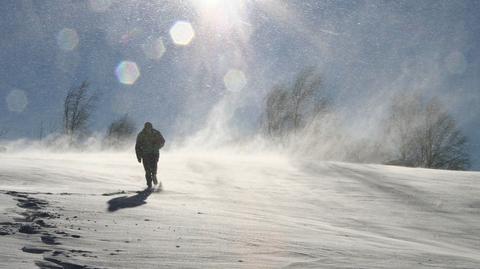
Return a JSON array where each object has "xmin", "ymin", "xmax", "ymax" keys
[{"xmin": 135, "ymin": 122, "xmax": 165, "ymax": 188}]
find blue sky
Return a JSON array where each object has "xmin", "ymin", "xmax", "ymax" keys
[{"xmin": 0, "ymin": 0, "xmax": 479, "ymax": 167}]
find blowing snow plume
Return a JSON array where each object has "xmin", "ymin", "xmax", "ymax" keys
[{"xmin": 1, "ymin": 1, "xmax": 480, "ymax": 268}]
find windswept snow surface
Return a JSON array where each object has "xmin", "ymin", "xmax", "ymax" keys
[{"xmin": 1, "ymin": 151, "xmax": 480, "ymax": 268}]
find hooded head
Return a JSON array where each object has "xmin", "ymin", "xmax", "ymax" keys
[{"xmin": 144, "ymin": 122, "xmax": 153, "ymax": 132}]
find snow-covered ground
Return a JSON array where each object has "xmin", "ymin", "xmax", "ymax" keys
[{"xmin": 1, "ymin": 151, "xmax": 480, "ymax": 268}]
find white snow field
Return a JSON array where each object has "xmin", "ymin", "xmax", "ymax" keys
[{"xmin": 1, "ymin": 151, "xmax": 480, "ymax": 268}]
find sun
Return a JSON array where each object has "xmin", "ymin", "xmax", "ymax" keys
[
  {"xmin": 191, "ymin": 0, "xmax": 248, "ymax": 32},
  {"xmin": 195, "ymin": 0, "xmax": 223, "ymax": 9},
  {"xmin": 193, "ymin": 0, "xmax": 242, "ymax": 10}
]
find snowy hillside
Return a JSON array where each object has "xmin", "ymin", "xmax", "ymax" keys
[{"xmin": 1, "ymin": 152, "xmax": 480, "ymax": 268}]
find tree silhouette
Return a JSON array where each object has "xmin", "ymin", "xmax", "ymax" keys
[
  {"xmin": 63, "ymin": 81, "xmax": 97, "ymax": 137},
  {"xmin": 385, "ymin": 93, "xmax": 469, "ymax": 170},
  {"xmin": 263, "ymin": 67, "xmax": 329, "ymax": 137},
  {"xmin": 105, "ymin": 114, "xmax": 136, "ymax": 148}
]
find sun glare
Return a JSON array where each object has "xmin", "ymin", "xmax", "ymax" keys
[
  {"xmin": 191, "ymin": 0, "xmax": 248, "ymax": 32},
  {"xmin": 196, "ymin": 0, "xmax": 222, "ymax": 8}
]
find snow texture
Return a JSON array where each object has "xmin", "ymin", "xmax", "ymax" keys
[{"xmin": 1, "ymin": 152, "xmax": 480, "ymax": 268}]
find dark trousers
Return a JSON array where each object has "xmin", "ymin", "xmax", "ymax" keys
[{"xmin": 142, "ymin": 153, "xmax": 159, "ymax": 186}]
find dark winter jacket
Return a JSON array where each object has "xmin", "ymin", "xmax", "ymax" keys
[{"xmin": 135, "ymin": 128, "xmax": 165, "ymax": 160}]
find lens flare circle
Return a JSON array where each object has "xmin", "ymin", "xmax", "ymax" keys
[
  {"xmin": 142, "ymin": 38, "xmax": 166, "ymax": 60},
  {"xmin": 6, "ymin": 89, "xmax": 28, "ymax": 113},
  {"xmin": 169, "ymin": 21, "xmax": 195, "ymax": 46},
  {"xmin": 223, "ymin": 69, "xmax": 247, "ymax": 92},
  {"xmin": 57, "ymin": 28, "xmax": 79, "ymax": 51},
  {"xmin": 115, "ymin": 61, "xmax": 140, "ymax": 85}
]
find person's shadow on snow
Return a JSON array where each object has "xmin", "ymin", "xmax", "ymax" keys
[{"xmin": 107, "ymin": 188, "xmax": 153, "ymax": 212}]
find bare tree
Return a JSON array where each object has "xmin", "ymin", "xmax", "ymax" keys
[
  {"xmin": 104, "ymin": 114, "xmax": 136, "ymax": 148},
  {"xmin": 264, "ymin": 85, "xmax": 291, "ymax": 137},
  {"xmin": 385, "ymin": 93, "xmax": 470, "ymax": 170},
  {"xmin": 384, "ymin": 92, "xmax": 423, "ymax": 165},
  {"xmin": 263, "ymin": 67, "xmax": 329, "ymax": 137},
  {"xmin": 291, "ymin": 67, "xmax": 323, "ymax": 130},
  {"xmin": 63, "ymin": 81, "xmax": 97, "ymax": 137},
  {"xmin": 419, "ymin": 99, "xmax": 469, "ymax": 170}
]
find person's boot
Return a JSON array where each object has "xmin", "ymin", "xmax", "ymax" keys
[{"xmin": 152, "ymin": 174, "xmax": 158, "ymax": 185}]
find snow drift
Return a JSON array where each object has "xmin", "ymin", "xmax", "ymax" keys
[{"xmin": 0, "ymin": 151, "xmax": 479, "ymax": 268}]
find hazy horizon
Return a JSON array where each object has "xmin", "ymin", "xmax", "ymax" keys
[{"xmin": 0, "ymin": 0, "xmax": 479, "ymax": 169}]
